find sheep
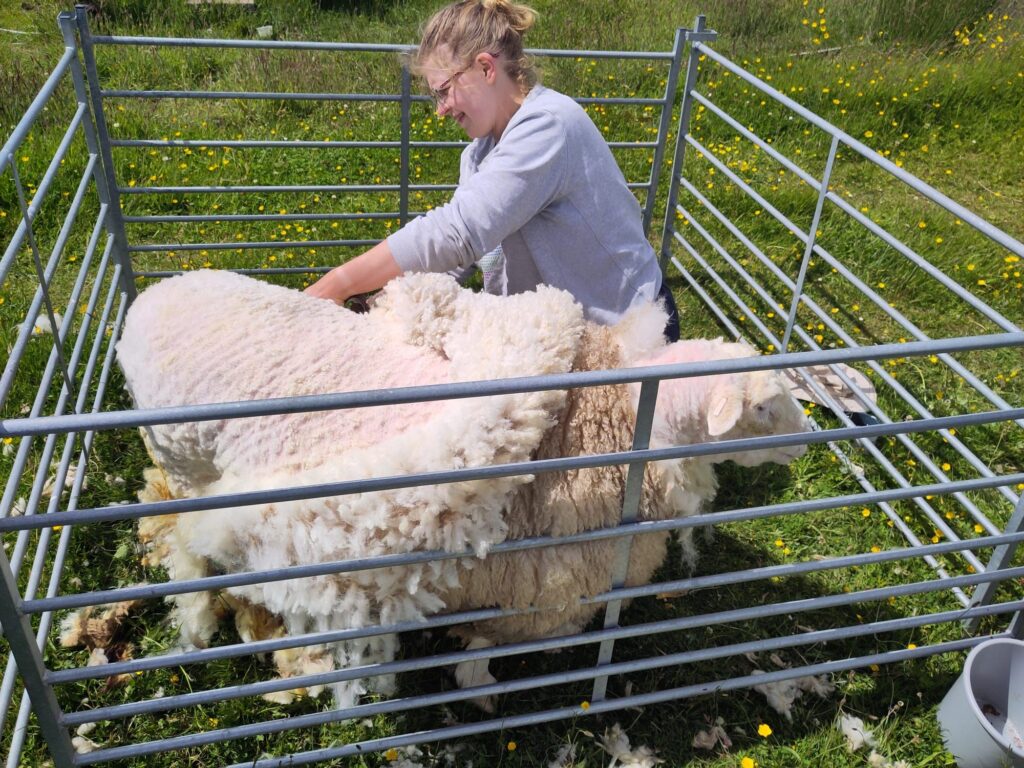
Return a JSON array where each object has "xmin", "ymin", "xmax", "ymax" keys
[
  {"xmin": 115, "ymin": 270, "xmax": 809, "ymax": 708},
  {"xmin": 437, "ymin": 322, "xmax": 810, "ymax": 708},
  {"xmin": 118, "ymin": 269, "xmax": 590, "ymax": 704}
]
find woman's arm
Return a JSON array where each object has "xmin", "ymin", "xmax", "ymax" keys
[{"xmin": 304, "ymin": 239, "xmax": 403, "ymax": 303}]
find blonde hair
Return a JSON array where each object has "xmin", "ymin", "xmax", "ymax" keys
[{"xmin": 413, "ymin": 0, "xmax": 539, "ymax": 91}]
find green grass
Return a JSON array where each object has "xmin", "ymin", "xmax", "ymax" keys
[{"xmin": 2, "ymin": 1, "xmax": 1024, "ymax": 766}]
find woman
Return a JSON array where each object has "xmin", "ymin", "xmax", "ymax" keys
[{"xmin": 305, "ymin": 0, "xmax": 679, "ymax": 340}]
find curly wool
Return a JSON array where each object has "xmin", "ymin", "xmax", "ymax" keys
[
  {"xmin": 118, "ymin": 270, "xmax": 588, "ymax": 705},
  {"xmin": 119, "ymin": 270, "xmax": 809, "ymax": 707},
  {"xmin": 440, "ymin": 320, "xmax": 712, "ymax": 644}
]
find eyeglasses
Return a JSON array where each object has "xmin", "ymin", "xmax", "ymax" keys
[{"xmin": 428, "ymin": 66, "xmax": 469, "ymax": 107}]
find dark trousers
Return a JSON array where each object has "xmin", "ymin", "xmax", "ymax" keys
[{"xmin": 658, "ymin": 281, "xmax": 680, "ymax": 343}]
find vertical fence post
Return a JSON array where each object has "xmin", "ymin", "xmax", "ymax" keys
[
  {"xmin": 641, "ymin": 28, "xmax": 685, "ymax": 236},
  {"xmin": 0, "ymin": 554, "xmax": 76, "ymax": 767},
  {"xmin": 658, "ymin": 16, "xmax": 714, "ymax": 273},
  {"xmin": 965, "ymin": 490, "xmax": 1024, "ymax": 633},
  {"xmin": 74, "ymin": 6, "xmax": 136, "ymax": 302},
  {"xmin": 590, "ymin": 378, "xmax": 659, "ymax": 703},
  {"xmin": 399, "ymin": 65, "xmax": 412, "ymax": 227},
  {"xmin": 59, "ymin": 12, "xmax": 111, "ymax": 218},
  {"xmin": 781, "ymin": 135, "xmax": 840, "ymax": 351}
]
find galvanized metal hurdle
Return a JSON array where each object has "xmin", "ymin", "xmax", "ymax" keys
[
  {"xmin": 0, "ymin": 9, "xmax": 1022, "ymax": 767},
  {"xmin": 664, "ymin": 16, "xmax": 1024, "ymax": 621}
]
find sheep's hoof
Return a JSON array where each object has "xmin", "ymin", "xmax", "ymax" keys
[{"xmin": 454, "ymin": 658, "xmax": 498, "ymax": 713}]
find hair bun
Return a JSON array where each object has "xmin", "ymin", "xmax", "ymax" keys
[
  {"xmin": 414, "ymin": 0, "xmax": 540, "ymax": 91},
  {"xmin": 480, "ymin": 0, "xmax": 536, "ymax": 34}
]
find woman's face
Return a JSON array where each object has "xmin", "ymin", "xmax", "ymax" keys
[{"xmin": 424, "ymin": 50, "xmax": 499, "ymax": 140}]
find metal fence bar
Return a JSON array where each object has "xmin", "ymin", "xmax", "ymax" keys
[
  {"xmin": 0, "ymin": 47, "xmax": 75, "ymax": 177},
  {"xmin": 2, "ymin": 268, "xmax": 121, "ymax": 768},
  {"xmin": 1012, "ymin": 610, "xmax": 1024, "ymax": 640},
  {"xmin": 3, "ymin": 241, "xmax": 113, "ymax": 589},
  {"xmin": 48, "ymin": 514, "xmax": 1024, "ymax": 688},
  {"xmin": 669, "ymin": 255, "xmax": 743, "ymax": 337},
  {"xmin": 0, "ymin": 557, "xmax": 77, "ymax": 767},
  {"xmin": 75, "ymin": 7, "xmax": 136, "ymax": 301},
  {"xmin": 670, "ymin": 218, "xmax": 981, "ymax": 583},
  {"xmin": 5, "ymin": 405, "xmax": 1023, "ymax": 541},
  {"xmin": 10, "ymin": 161, "xmax": 77, "ymax": 400},
  {"xmin": 0, "ymin": 160, "xmax": 101, "ymax": 404},
  {"xmin": 0, "ymin": 138, "xmax": 97, "ymax": 290},
  {"xmin": 92, "ymin": 35, "xmax": 413, "ymax": 52},
  {"xmin": 65, "ymin": 591, "xmax": 1024, "ymax": 731},
  {"xmin": 25, "ymin": 468, "xmax": 1024, "ymax": 618},
  {"xmin": 133, "ymin": 267, "xmax": 334, "ymax": 278},
  {"xmin": 113, "ymin": 138, "xmax": 406, "ymax": 149},
  {"xmin": 679, "ymin": 130, "xmax": 1024, "ymax": 430},
  {"xmin": 675, "ymin": 186, "xmax": 1012, "ymax": 525},
  {"xmin": 121, "ymin": 182, "xmax": 401, "ymax": 195},
  {"xmin": 209, "ymin": 636, "xmax": 1003, "ymax": 768},
  {"xmin": 122, "ymin": 212, "xmax": 399, "ymax": 223},
  {"xmin": 75, "ymin": 618, "xmax": 1013, "ymax": 766},
  {"xmin": 659, "ymin": 16, "xmax": 710, "ymax": 269},
  {"xmin": 103, "ymin": 88, "xmax": 402, "ymax": 102},
  {"xmin": 676, "ymin": 176, "xmax": 1017, "ymax": 506},
  {"xmin": 127, "ymin": 238, "xmax": 378, "ymax": 252},
  {"xmin": 102, "ymin": 89, "xmax": 665, "ymax": 107},
  {"xmin": 399, "ymin": 66, "xmax": 412, "ymax": 226},
  {"xmin": 675, "ymin": 242, "xmax": 997, "ymax": 587},
  {"xmin": 48, "ymin": 501, "xmax": 1024, "ymax": 688},
  {"xmin": 17, "ymin": 103, "xmax": 87, "ymax": 221},
  {"xmin": 90, "ymin": 34, "xmax": 675, "ymax": 59},
  {"xmin": 672, "ymin": 216, "xmax": 994, "ymax": 574},
  {"xmin": 58, "ymin": 568, "xmax": 1024, "ymax": 730},
  {"xmin": 9, "ymin": 331, "xmax": 1019, "ymax": 440},
  {"xmin": 782, "ymin": 135, "xmax": 839, "ymax": 350},
  {"xmin": 0, "ymin": 221, "xmax": 110, "ymax": 524},
  {"xmin": 3, "ymin": 529, "xmax": 73, "ymax": 768},
  {"xmin": 692, "ymin": 42, "xmax": 1024, "ymax": 260},
  {"xmin": 967, "ymin": 492, "xmax": 1024, "ymax": 629},
  {"xmin": 591, "ymin": 379, "xmax": 659, "ymax": 701},
  {"xmin": 688, "ymin": 89, "xmax": 819, "ymax": 186},
  {"xmin": 118, "ymin": 182, "xmax": 649, "ymax": 195},
  {"xmin": 811, "ymin": 246, "xmax": 1023, "ymax": 425},
  {"xmin": 109, "ymin": 138, "xmax": 656, "ymax": 150},
  {"xmin": 641, "ymin": 28, "xmax": 687, "ymax": 235},
  {"xmin": 825, "ymin": 192, "xmax": 1020, "ymax": 334}
]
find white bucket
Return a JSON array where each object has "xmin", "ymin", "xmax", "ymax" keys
[{"xmin": 937, "ymin": 637, "xmax": 1024, "ymax": 768}]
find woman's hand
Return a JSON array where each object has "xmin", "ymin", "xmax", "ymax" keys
[
  {"xmin": 303, "ymin": 240, "xmax": 404, "ymax": 302},
  {"xmin": 304, "ymin": 265, "xmax": 351, "ymax": 303}
]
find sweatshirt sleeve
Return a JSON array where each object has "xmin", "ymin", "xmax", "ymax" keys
[{"xmin": 387, "ymin": 108, "xmax": 567, "ymax": 273}]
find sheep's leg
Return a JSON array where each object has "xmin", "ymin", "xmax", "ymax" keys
[
  {"xmin": 454, "ymin": 636, "xmax": 498, "ymax": 713},
  {"xmin": 134, "ymin": 465, "xmax": 223, "ymax": 648}
]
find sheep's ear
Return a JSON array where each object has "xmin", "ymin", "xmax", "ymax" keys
[{"xmin": 707, "ymin": 383, "xmax": 744, "ymax": 436}]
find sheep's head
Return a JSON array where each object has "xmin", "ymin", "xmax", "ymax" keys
[{"xmin": 634, "ymin": 340, "xmax": 811, "ymax": 466}]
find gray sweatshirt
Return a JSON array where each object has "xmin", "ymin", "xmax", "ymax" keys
[{"xmin": 387, "ymin": 84, "xmax": 663, "ymax": 325}]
